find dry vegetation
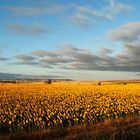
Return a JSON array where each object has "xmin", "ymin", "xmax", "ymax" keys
[{"xmin": 0, "ymin": 82, "xmax": 140, "ymax": 139}]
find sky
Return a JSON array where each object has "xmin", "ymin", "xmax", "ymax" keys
[{"xmin": 0, "ymin": 0, "xmax": 140, "ymax": 80}]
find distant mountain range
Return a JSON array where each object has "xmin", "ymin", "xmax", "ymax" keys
[{"xmin": 0, "ymin": 72, "xmax": 62, "ymax": 80}]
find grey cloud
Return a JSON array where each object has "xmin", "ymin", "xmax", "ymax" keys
[
  {"xmin": 0, "ymin": 57, "xmax": 9, "ymax": 61},
  {"xmin": 13, "ymin": 38, "xmax": 140, "ymax": 72},
  {"xmin": 34, "ymin": 42, "xmax": 140, "ymax": 72},
  {"xmin": 136, "ymin": 73, "xmax": 140, "ymax": 76},
  {"xmin": 97, "ymin": 47, "xmax": 113, "ymax": 55},
  {"xmin": 59, "ymin": 54, "xmax": 116, "ymax": 71},
  {"xmin": 32, "ymin": 50, "xmax": 60, "ymax": 57},
  {"xmin": 72, "ymin": 52, "xmax": 97, "ymax": 63},
  {"xmin": 108, "ymin": 22, "xmax": 140, "ymax": 42},
  {"xmin": 60, "ymin": 44, "xmax": 86, "ymax": 53},
  {"xmin": 40, "ymin": 57, "xmax": 74, "ymax": 67},
  {"xmin": 32, "ymin": 44, "xmax": 87, "ymax": 58},
  {"xmin": 15, "ymin": 61, "xmax": 39, "ymax": 66},
  {"xmin": 15, "ymin": 54, "xmax": 38, "ymax": 65},
  {"xmin": 15, "ymin": 54, "xmax": 36, "ymax": 61},
  {"xmin": 117, "ymin": 42, "xmax": 140, "ymax": 64},
  {"xmin": 7, "ymin": 23, "xmax": 49, "ymax": 36},
  {"xmin": 0, "ymin": 72, "xmax": 62, "ymax": 80},
  {"xmin": 31, "ymin": 45, "xmax": 100, "ymax": 69}
]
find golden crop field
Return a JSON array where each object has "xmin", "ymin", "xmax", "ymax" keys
[{"xmin": 0, "ymin": 83, "xmax": 140, "ymax": 133}]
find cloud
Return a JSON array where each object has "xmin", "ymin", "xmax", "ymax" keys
[
  {"xmin": 32, "ymin": 50, "xmax": 61, "ymax": 57},
  {"xmin": 15, "ymin": 61, "xmax": 39, "ymax": 65},
  {"xmin": 32, "ymin": 44, "xmax": 87, "ymax": 57},
  {"xmin": 4, "ymin": 1, "xmax": 133, "ymax": 30},
  {"xmin": 0, "ymin": 57, "xmax": 9, "ymax": 61},
  {"xmin": 40, "ymin": 57, "xmax": 74, "ymax": 66},
  {"xmin": 31, "ymin": 45, "xmax": 99, "ymax": 69},
  {"xmin": 104, "ymin": 0, "xmax": 134, "ymax": 20},
  {"xmin": 7, "ymin": 23, "xmax": 50, "ymax": 36},
  {"xmin": 32, "ymin": 40, "xmax": 140, "ymax": 72},
  {"xmin": 67, "ymin": 0, "xmax": 133, "ymax": 28},
  {"xmin": 32, "ymin": 44, "xmax": 87, "ymax": 68},
  {"xmin": 15, "ymin": 54, "xmax": 36, "ymax": 61},
  {"xmin": 10, "ymin": 20, "xmax": 140, "ymax": 73},
  {"xmin": 67, "ymin": 13, "xmax": 93, "ymax": 29},
  {"xmin": 0, "ymin": 72, "xmax": 62, "ymax": 80},
  {"xmin": 97, "ymin": 47, "xmax": 113, "ymax": 55},
  {"xmin": 12, "ymin": 40, "xmax": 140, "ymax": 72},
  {"xmin": 15, "ymin": 54, "xmax": 38, "ymax": 65},
  {"xmin": 116, "ymin": 42, "xmax": 140, "ymax": 67},
  {"xmin": 6, "ymin": 6, "xmax": 47, "ymax": 16},
  {"xmin": 58, "ymin": 44, "xmax": 140, "ymax": 72},
  {"xmin": 5, "ymin": 4, "xmax": 72, "ymax": 16},
  {"xmin": 108, "ymin": 22, "xmax": 140, "ymax": 42}
]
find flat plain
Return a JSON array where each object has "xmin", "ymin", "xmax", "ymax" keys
[{"xmin": 0, "ymin": 81, "xmax": 140, "ymax": 140}]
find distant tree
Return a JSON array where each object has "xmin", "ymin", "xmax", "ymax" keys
[
  {"xmin": 123, "ymin": 82, "xmax": 127, "ymax": 85},
  {"xmin": 44, "ymin": 79, "xmax": 52, "ymax": 84},
  {"xmin": 48, "ymin": 79, "xmax": 52, "ymax": 84},
  {"xmin": 13, "ymin": 80, "xmax": 16, "ymax": 84},
  {"xmin": 97, "ymin": 81, "xmax": 101, "ymax": 85}
]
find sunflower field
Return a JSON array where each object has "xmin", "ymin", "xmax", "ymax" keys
[{"xmin": 0, "ymin": 83, "xmax": 140, "ymax": 133}]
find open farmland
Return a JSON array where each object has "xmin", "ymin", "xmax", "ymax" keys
[{"xmin": 0, "ymin": 82, "xmax": 140, "ymax": 139}]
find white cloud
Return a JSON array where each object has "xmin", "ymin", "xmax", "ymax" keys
[
  {"xmin": 5, "ymin": 1, "xmax": 134, "ymax": 30},
  {"xmin": 108, "ymin": 22, "xmax": 140, "ymax": 42},
  {"xmin": 5, "ymin": 4, "xmax": 73, "ymax": 16},
  {"xmin": 7, "ymin": 23, "xmax": 50, "ymax": 36},
  {"xmin": 67, "ymin": 0, "xmax": 134, "ymax": 29},
  {"xmin": 67, "ymin": 13, "xmax": 93, "ymax": 29},
  {"xmin": 105, "ymin": 0, "xmax": 134, "ymax": 20}
]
